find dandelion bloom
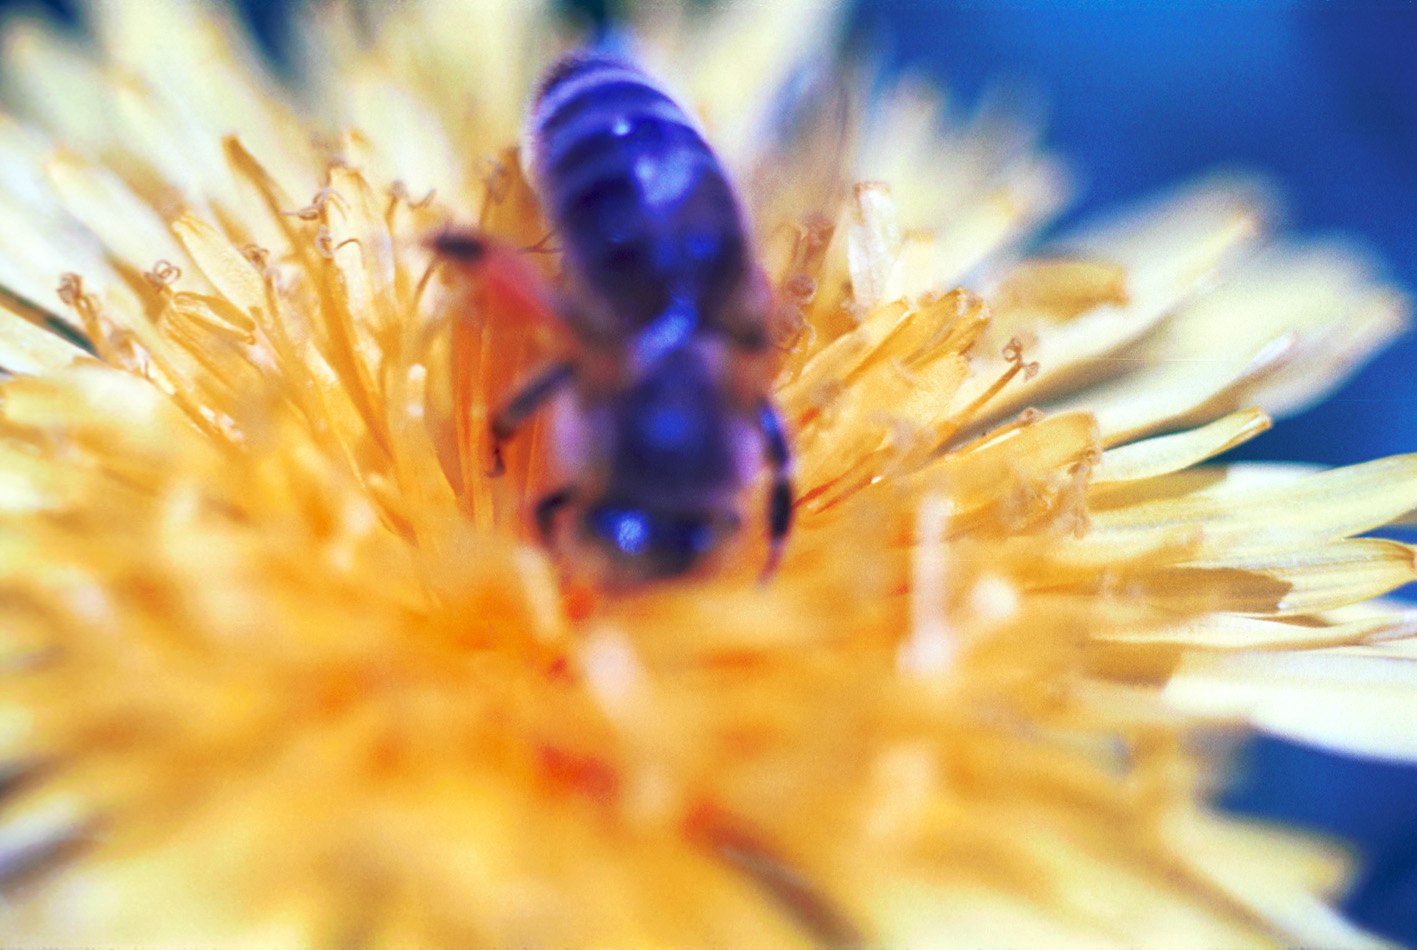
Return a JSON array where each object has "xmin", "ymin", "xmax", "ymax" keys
[{"xmin": 0, "ymin": 0, "xmax": 1414, "ymax": 945}]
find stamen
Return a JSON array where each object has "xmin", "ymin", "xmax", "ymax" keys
[
  {"xmin": 519, "ymin": 231, "xmax": 559, "ymax": 255},
  {"xmin": 1000, "ymin": 460, "xmax": 1041, "ymax": 532},
  {"xmin": 950, "ymin": 407, "xmax": 1045, "ymax": 457},
  {"xmin": 314, "ymin": 227, "xmax": 336, "ymax": 259},
  {"xmin": 900, "ymin": 494, "xmax": 956, "ymax": 678},
  {"xmin": 477, "ymin": 157, "xmax": 512, "ymax": 226},
  {"xmin": 240, "ymin": 243, "xmax": 271, "ymax": 271},
  {"xmin": 1057, "ymin": 459, "xmax": 1094, "ymax": 538},
  {"xmin": 282, "ymin": 187, "xmax": 338, "ymax": 221},
  {"xmin": 384, "ymin": 181, "xmax": 437, "ymax": 224},
  {"xmin": 142, "ymin": 259, "xmax": 182, "ymax": 289},
  {"xmin": 55, "ymin": 273, "xmax": 84, "ymax": 307},
  {"xmin": 56, "ymin": 273, "xmax": 105, "ymax": 353},
  {"xmin": 970, "ymin": 336, "xmax": 1037, "ymax": 420},
  {"xmin": 782, "ymin": 272, "xmax": 817, "ymax": 305},
  {"xmin": 386, "ymin": 179, "xmax": 406, "ymax": 212},
  {"xmin": 933, "ymin": 337, "xmax": 1040, "ymax": 455},
  {"xmin": 410, "ymin": 259, "xmax": 441, "ymax": 316}
]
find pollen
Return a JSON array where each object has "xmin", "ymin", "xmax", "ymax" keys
[{"xmin": 0, "ymin": 0, "xmax": 1412, "ymax": 945}]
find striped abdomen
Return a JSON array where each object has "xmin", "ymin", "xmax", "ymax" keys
[{"xmin": 526, "ymin": 52, "xmax": 752, "ymax": 339}]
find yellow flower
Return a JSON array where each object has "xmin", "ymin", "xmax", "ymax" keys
[{"xmin": 0, "ymin": 0, "xmax": 1413, "ymax": 945}]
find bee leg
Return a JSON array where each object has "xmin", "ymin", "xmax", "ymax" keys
[
  {"xmin": 757, "ymin": 400, "xmax": 794, "ymax": 582},
  {"xmin": 489, "ymin": 361, "xmax": 576, "ymax": 476},
  {"xmin": 534, "ymin": 486, "xmax": 577, "ymax": 548}
]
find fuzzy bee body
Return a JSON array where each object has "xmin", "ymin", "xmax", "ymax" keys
[
  {"xmin": 525, "ymin": 53, "xmax": 762, "ymax": 351},
  {"xmin": 553, "ymin": 345, "xmax": 759, "ymax": 580},
  {"xmin": 447, "ymin": 50, "xmax": 793, "ymax": 584}
]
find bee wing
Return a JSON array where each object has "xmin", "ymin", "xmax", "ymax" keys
[
  {"xmin": 743, "ymin": 58, "xmax": 859, "ymax": 233},
  {"xmin": 727, "ymin": 59, "xmax": 858, "ymax": 357}
]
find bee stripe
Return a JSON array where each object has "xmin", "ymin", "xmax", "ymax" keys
[
  {"xmin": 526, "ymin": 52, "xmax": 751, "ymax": 334},
  {"xmin": 534, "ymin": 53, "xmax": 628, "ymax": 106},
  {"xmin": 532, "ymin": 59, "xmax": 656, "ymax": 136}
]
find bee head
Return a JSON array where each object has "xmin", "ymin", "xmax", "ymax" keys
[{"xmin": 581, "ymin": 502, "xmax": 735, "ymax": 583}]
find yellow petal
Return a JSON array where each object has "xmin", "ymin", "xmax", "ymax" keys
[
  {"xmin": 1092, "ymin": 408, "xmax": 1272, "ymax": 485},
  {"xmin": 1095, "ymin": 456, "xmax": 1417, "ymax": 559},
  {"xmin": 1167, "ymin": 649, "xmax": 1417, "ymax": 764}
]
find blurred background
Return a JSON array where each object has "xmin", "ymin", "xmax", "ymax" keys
[{"xmin": 8, "ymin": 0, "xmax": 1417, "ymax": 941}]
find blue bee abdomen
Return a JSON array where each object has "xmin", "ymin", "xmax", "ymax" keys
[
  {"xmin": 607, "ymin": 347, "xmax": 739, "ymax": 505},
  {"xmin": 528, "ymin": 53, "xmax": 750, "ymax": 334}
]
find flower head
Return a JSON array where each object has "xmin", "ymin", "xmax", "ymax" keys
[{"xmin": 0, "ymin": 0, "xmax": 1413, "ymax": 945}]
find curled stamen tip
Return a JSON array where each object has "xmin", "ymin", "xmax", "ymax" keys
[
  {"xmin": 241, "ymin": 244, "xmax": 271, "ymax": 269},
  {"xmin": 956, "ymin": 287, "xmax": 985, "ymax": 310},
  {"xmin": 389, "ymin": 180, "xmax": 437, "ymax": 210},
  {"xmin": 56, "ymin": 273, "xmax": 83, "ymax": 305},
  {"xmin": 282, "ymin": 187, "xmax": 336, "ymax": 221},
  {"xmin": 143, "ymin": 260, "xmax": 182, "ymax": 289},
  {"xmin": 314, "ymin": 227, "xmax": 336, "ymax": 259}
]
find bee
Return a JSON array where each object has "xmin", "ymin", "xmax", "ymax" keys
[{"xmin": 438, "ymin": 50, "xmax": 793, "ymax": 585}]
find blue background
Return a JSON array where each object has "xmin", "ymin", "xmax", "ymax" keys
[{"xmin": 9, "ymin": 0, "xmax": 1417, "ymax": 942}]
